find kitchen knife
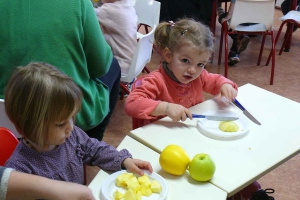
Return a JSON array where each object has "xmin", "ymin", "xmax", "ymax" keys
[
  {"xmin": 233, "ymin": 99, "xmax": 261, "ymax": 125},
  {"xmin": 192, "ymin": 114, "xmax": 238, "ymax": 121}
]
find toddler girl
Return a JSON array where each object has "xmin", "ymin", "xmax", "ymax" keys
[
  {"xmin": 125, "ymin": 18, "xmax": 238, "ymax": 125},
  {"xmin": 5, "ymin": 62, "xmax": 152, "ymax": 184}
]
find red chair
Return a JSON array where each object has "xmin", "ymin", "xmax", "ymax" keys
[{"xmin": 0, "ymin": 127, "xmax": 19, "ymax": 166}]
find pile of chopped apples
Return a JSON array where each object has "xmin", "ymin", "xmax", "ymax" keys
[
  {"xmin": 112, "ymin": 173, "xmax": 162, "ymax": 200},
  {"xmin": 219, "ymin": 121, "xmax": 239, "ymax": 132}
]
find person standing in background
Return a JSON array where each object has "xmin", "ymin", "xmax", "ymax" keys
[
  {"xmin": 0, "ymin": 0, "xmax": 120, "ymax": 141},
  {"xmin": 95, "ymin": 0, "xmax": 138, "ymax": 76}
]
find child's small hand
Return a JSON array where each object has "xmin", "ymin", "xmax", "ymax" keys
[
  {"xmin": 166, "ymin": 103, "xmax": 192, "ymax": 122},
  {"xmin": 122, "ymin": 158, "xmax": 153, "ymax": 176},
  {"xmin": 217, "ymin": 83, "xmax": 238, "ymax": 101}
]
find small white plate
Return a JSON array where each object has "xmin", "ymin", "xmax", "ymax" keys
[
  {"xmin": 100, "ymin": 170, "xmax": 168, "ymax": 200},
  {"xmin": 197, "ymin": 110, "xmax": 250, "ymax": 140}
]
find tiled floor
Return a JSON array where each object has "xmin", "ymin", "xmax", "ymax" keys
[{"xmin": 87, "ymin": 8, "xmax": 300, "ymax": 199}]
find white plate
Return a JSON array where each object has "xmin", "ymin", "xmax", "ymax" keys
[
  {"xmin": 197, "ymin": 110, "xmax": 250, "ymax": 140},
  {"xmin": 100, "ymin": 170, "xmax": 168, "ymax": 200}
]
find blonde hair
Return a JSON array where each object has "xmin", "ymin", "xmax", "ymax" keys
[
  {"xmin": 154, "ymin": 18, "xmax": 215, "ymax": 55},
  {"xmin": 5, "ymin": 62, "xmax": 82, "ymax": 146}
]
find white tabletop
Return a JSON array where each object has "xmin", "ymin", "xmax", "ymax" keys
[
  {"xmin": 129, "ymin": 83, "xmax": 300, "ymax": 196},
  {"xmin": 88, "ymin": 136, "xmax": 227, "ymax": 200}
]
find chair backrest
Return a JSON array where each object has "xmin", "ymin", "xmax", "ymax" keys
[
  {"xmin": 121, "ymin": 25, "xmax": 156, "ymax": 83},
  {"xmin": 134, "ymin": 0, "xmax": 161, "ymax": 29},
  {"xmin": 0, "ymin": 99, "xmax": 21, "ymax": 138},
  {"xmin": 229, "ymin": 0, "xmax": 275, "ymax": 31},
  {"xmin": 0, "ymin": 127, "xmax": 19, "ymax": 166}
]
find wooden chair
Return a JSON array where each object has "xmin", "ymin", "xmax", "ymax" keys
[{"xmin": 218, "ymin": 0, "xmax": 276, "ymax": 85}]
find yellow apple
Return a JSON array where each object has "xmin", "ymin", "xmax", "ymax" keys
[{"xmin": 159, "ymin": 145, "xmax": 190, "ymax": 175}]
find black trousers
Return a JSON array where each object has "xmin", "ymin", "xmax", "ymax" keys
[
  {"xmin": 281, "ymin": 0, "xmax": 300, "ymax": 15},
  {"xmin": 156, "ymin": 0, "xmax": 212, "ymax": 26},
  {"xmin": 85, "ymin": 57, "xmax": 121, "ymax": 141}
]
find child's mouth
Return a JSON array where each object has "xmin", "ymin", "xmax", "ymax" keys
[{"xmin": 183, "ymin": 75, "xmax": 193, "ymax": 80}]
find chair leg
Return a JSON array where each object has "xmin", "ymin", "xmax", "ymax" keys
[
  {"xmin": 119, "ymin": 82, "xmax": 131, "ymax": 100},
  {"xmin": 142, "ymin": 66, "xmax": 151, "ymax": 74},
  {"xmin": 270, "ymin": 32, "xmax": 275, "ymax": 85},
  {"xmin": 224, "ymin": 25, "xmax": 229, "ymax": 78},
  {"xmin": 266, "ymin": 21, "xmax": 286, "ymax": 65},
  {"xmin": 218, "ymin": 23, "xmax": 224, "ymax": 65},
  {"xmin": 257, "ymin": 35, "xmax": 266, "ymax": 66},
  {"xmin": 279, "ymin": 22, "xmax": 294, "ymax": 55}
]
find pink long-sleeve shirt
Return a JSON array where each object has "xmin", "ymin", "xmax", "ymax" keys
[{"xmin": 125, "ymin": 64, "xmax": 238, "ymax": 123}]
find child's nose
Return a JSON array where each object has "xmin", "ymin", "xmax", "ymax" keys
[
  {"xmin": 187, "ymin": 67, "xmax": 196, "ymax": 75},
  {"xmin": 66, "ymin": 119, "xmax": 74, "ymax": 134}
]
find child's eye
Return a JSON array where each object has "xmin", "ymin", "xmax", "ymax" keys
[
  {"xmin": 198, "ymin": 63, "xmax": 206, "ymax": 68},
  {"xmin": 182, "ymin": 59, "xmax": 189, "ymax": 63},
  {"xmin": 56, "ymin": 123, "xmax": 65, "ymax": 127}
]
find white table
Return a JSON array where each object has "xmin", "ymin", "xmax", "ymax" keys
[
  {"xmin": 88, "ymin": 136, "xmax": 227, "ymax": 200},
  {"xmin": 129, "ymin": 83, "xmax": 300, "ymax": 196}
]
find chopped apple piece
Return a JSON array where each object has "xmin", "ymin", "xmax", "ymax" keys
[
  {"xmin": 150, "ymin": 180, "xmax": 162, "ymax": 193},
  {"xmin": 135, "ymin": 191, "xmax": 143, "ymax": 200},
  {"xmin": 127, "ymin": 181, "xmax": 140, "ymax": 194},
  {"xmin": 140, "ymin": 182, "xmax": 152, "ymax": 196},
  {"xmin": 124, "ymin": 189, "xmax": 136, "ymax": 200},
  {"xmin": 116, "ymin": 173, "xmax": 134, "ymax": 187},
  {"xmin": 138, "ymin": 175, "xmax": 151, "ymax": 186},
  {"xmin": 113, "ymin": 189, "xmax": 124, "ymax": 200}
]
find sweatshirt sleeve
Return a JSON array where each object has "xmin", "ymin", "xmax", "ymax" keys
[
  {"xmin": 125, "ymin": 74, "xmax": 163, "ymax": 119},
  {"xmin": 200, "ymin": 69, "xmax": 238, "ymax": 95},
  {"xmin": 0, "ymin": 167, "xmax": 14, "ymax": 200},
  {"xmin": 74, "ymin": 127, "xmax": 132, "ymax": 171}
]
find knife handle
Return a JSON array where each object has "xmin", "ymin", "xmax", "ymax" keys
[
  {"xmin": 234, "ymin": 99, "xmax": 245, "ymax": 110},
  {"xmin": 191, "ymin": 114, "xmax": 205, "ymax": 118}
]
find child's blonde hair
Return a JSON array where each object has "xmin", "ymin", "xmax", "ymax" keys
[
  {"xmin": 154, "ymin": 18, "xmax": 215, "ymax": 55},
  {"xmin": 5, "ymin": 62, "xmax": 82, "ymax": 146}
]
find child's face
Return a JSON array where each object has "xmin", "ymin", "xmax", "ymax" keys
[
  {"xmin": 47, "ymin": 110, "xmax": 76, "ymax": 146},
  {"xmin": 164, "ymin": 43, "xmax": 210, "ymax": 84}
]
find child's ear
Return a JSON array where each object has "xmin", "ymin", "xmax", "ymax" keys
[{"xmin": 162, "ymin": 48, "xmax": 172, "ymax": 63}]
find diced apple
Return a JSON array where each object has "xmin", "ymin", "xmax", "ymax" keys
[
  {"xmin": 150, "ymin": 180, "xmax": 162, "ymax": 193},
  {"xmin": 116, "ymin": 173, "xmax": 134, "ymax": 187},
  {"xmin": 135, "ymin": 191, "xmax": 143, "ymax": 200},
  {"xmin": 113, "ymin": 189, "xmax": 124, "ymax": 200},
  {"xmin": 138, "ymin": 175, "xmax": 151, "ymax": 186},
  {"xmin": 127, "ymin": 181, "xmax": 140, "ymax": 193},
  {"xmin": 140, "ymin": 183, "xmax": 152, "ymax": 196},
  {"xmin": 124, "ymin": 189, "xmax": 136, "ymax": 200}
]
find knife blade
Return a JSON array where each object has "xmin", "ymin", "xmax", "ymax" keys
[
  {"xmin": 192, "ymin": 114, "xmax": 239, "ymax": 121},
  {"xmin": 233, "ymin": 99, "xmax": 261, "ymax": 125}
]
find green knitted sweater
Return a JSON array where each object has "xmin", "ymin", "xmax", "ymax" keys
[{"xmin": 0, "ymin": 0, "xmax": 113, "ymax": 130}]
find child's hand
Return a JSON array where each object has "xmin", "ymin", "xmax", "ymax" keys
[
  {"xmin": 166, "ymin": 103, "xmax": 192, "ymax": 122},
  {"xmin": 216, "ymin": 83, "xmax": 237, "ymax": 101},
  {"xmin": 122, "ymin": 158, "xmax": 153, "ymax": 176}
]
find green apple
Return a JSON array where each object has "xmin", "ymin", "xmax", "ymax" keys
[{"xmin": 189, "ymin": 153, "xmax": 216, "ymax": 182}]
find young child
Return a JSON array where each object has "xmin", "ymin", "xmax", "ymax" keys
[
  {"xmin": 218, "ymin": 0, "xmax": 250, "ymax": 66},
  {"xmin": 4, "ymin": 62, "xmax": 152, "ymax": 184},
  {"xmin": 125, "ymin": 18, "xmax": 238, "ymax": 125},
  {"xmin": 94, "ymin": 0, "xmax": 137, "ymax": 75}
]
